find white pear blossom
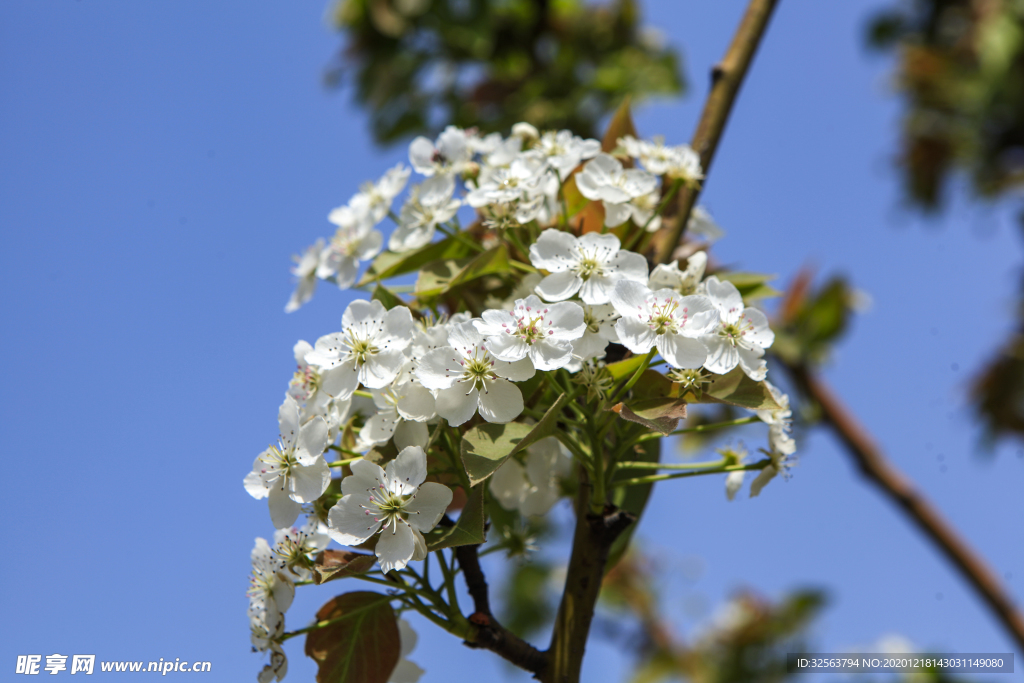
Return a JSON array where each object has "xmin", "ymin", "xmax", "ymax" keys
[
  {"xmin": 755, "ymin": 381, "xmax": 796, "ymax": 459},
  {"xmin": 536, "ymin": 129, "xmax": 601, "ymax": 179},
  {"xmin": 489, "ymin": 437, "xmax": 573, "ymax": 516},
  {"xmin": 415, "ymin": 321, "xmax": 534, "ymax": 426},
  {"xmin": 317, "ymin": 206, "xmax": 383, "ymax": 290},
  {"xmin": 248, "ymin": 538, "xmax": 294, "ymax": 636},
  {"xmin": 687, "ymin": 205, "xmax": 725, "ymax": 242},
  {"xmin": 474, "ymin": 295, "xmax": 586, "ymax": 371},
  {"xmin": 244, "ymin": 396, "xmax": 331, "ymax": 528},
  {"xmin": 466, "ymin": 152, "xmax": 546, "ymax": 208},
  {"xmin": 272, "ymin": 517, "xmax": 331, "ymax": 581},
  {"xmin": 390, "ymin": 619, "xmax": 425, "ymax": 683},
  {"xmin": 409, "ymin": 126, "xmax": 472, "ymax": 177},
  {"xmin": 571, "ymin": 303, "xmax": 619, "ymax": 361},
  {"xmin": 390, "ymin": 175, "xmax": 462, "ymax": 252},
  {"xmin": 725, "ymin": 470, "xmax": 745, "ymax": 501},
  {"xmin": 610, "ymin": 281, "xmax": 718, "ymax": 369},
  {"xmin": 348, "ymin": 163, "xmax": 410, "ymax": 224},
  {"xmin": 746, "ymin": 381, "xmax": 797, "ymax": 499},
  {"xmin": 604, "ymin": 187, "xmax": 662, "ymax": 231},
  {"xmin": 305, "ymin": 299, "xmax": 415, "ymax": 400},
  {"xmin": 256, "ymin": 643, "xmax": 288, "ymax": 683},
  {"xmin": 284, "ymin": 239, "xmax": 325, "ymax": 313},
  {"xmin": 328, "ymin": 446, "xmax": 453, "ymax": 574},
  {"xmin": 529, "ymin": 230, "xmax": 648, "ymax": 305},
  {"xmin": 359, "ymin": 366, "xmax": 436, "ymax": 451},
  {"xmin": 648, "ymin": 251, "xmax": 707, "ymax": 296},
  {"xmin": 575, "ymin": 154, "xmax": 658, "ymax": 228},
  {"xmin": 700, "ymin": 276, "xmax": 774, "ymax": 381},
  {"xmin": 618, "ymin": 135, "xmax": 703, "ymax": 182},
  {"xmin": 288, "ymin": 340, "xmax": 336, "ymax": 420}
]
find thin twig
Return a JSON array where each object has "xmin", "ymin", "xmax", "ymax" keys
[
  {"xmin": 781, "ymin": 359, "xmax": 1024, "ymax": 653},
  {"xmin": 454, "ymin": 543, "xmax": 549, "ymax": 675},
  {"xmin": 654, "ymin": 0, "xmax": 780, "ymax": 264}
]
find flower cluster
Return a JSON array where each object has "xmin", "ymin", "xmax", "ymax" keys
[
  {"xmin": 248, "ymin": 122, "xmax": 798, "ymax": 682},
  {"xmin": 247, "ymin": 518, "xmax": 329, "ymax": 682}
]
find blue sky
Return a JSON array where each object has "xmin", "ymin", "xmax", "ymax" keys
[{"xmin": 1, "ymin": 1, "xmax": 1021, "ymax": 681}]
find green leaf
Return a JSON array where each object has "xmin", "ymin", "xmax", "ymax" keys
[
  {"xmin": 371, "ymin": 284, "xmax": 405, "ymax": 310},
  {"xmin": 304, "ymin": 592, "xmax": 399, "ymax": 683},
  {"xmin": 606, "ymin": 354, "xmax": 647, "ymax": 381},
  {"xmin": 358, "ymin": 236, "xmax": 473, "ymax": 285},
  {"xmin": 716, "ymin": 271, "xmax": 781, "ymax": 300},
  {"xmin": 461, "ymin": 393, "xmax": 568, "ymax": 485},
  {"xmin": 610, "ymin": 397, "xmax": 688, "ymax": 435},
  {"xmin": 414, "ymin": 245, "xmax": 510, "ymax": 298},
  {"xmin": 312, "ymin": 550, "xmax": 377, "ymax": 585},
  {"xmin": 427, "ymin": 484, "xmax": 485, "ymax": 551},
  {"xmin": 695, "ymin": 367, "xmax": 782, "ymax": 411}
]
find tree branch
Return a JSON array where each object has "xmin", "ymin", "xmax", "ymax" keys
[
  {"xmin": 543, "ymin": 475, "xmax": 637, "ymax": 683},
  {"xmin": 455, "ymin": 543, "xmax": 549, "ymax": 675},
  {"xmin": 655, "ymin": 0, "xmax": 780, "ymax": 264},
  {"xmin": 781, "ymin": 359, "xmax": 1024, "ymax": 653}
]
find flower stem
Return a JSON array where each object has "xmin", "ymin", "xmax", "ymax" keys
[{"xmin": 611, "ymin": 458, "xmax": 771, "ymax": 488}]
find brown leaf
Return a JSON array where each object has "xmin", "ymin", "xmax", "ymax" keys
[
  {"xmin": 312, "ymin": 550, "xmax": 377, "ymax": 585},
  {"xmin": 611, "ymin": 397, "xmax": 688, "ymax": 435},
  {"xmin": 305, "ymin": 592, "xmax": 399, "ymax": 683},
  {"xmin": 602, "ymin": 97, "xmax": 638, "ymax": 153}
]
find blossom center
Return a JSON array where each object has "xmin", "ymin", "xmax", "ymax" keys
[
  {"xmin": 460, "ymin": 354, "xmax": 497, "ymax": 392},
  {"xmin": 647, "ymin": 297, "xmax": 688, "ymax": 335},
  {"xmin": 719, "ymin": 320, "xmax": 752, "ymax": 347},
  {"xmin": 344, "ymin": 331, "xmax": 380, "ymax": 365}
]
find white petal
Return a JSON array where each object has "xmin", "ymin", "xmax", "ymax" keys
[
  {"xmin": 656, "ymin": 333, "xmax": 708, "ymax": 369},
  {"xmin": 397, "ymin": 384, "xmax": 436, "ymax": 421},
  {"xmin": 489, "ymin": 459, "xmax": 530, "ymax": 510},
  {"xmin": 705, "ymin": 276, "xmax": 744, "ymax": 323},
  {"xmin": 749, "ymin": 465, "xmax": 778, "ymax": 498},
  {"xmin": 414, "ymin": 348, "xmax": 462, "ymax": 390},
  {"xmin": 614, "ymin": 316, "xmax": 657, "ymax": 354},
  {"xmin": 610, "ymin": 279, "xmax": 652, "ymax": 318},
  {"xmin": 544, "ymin": 301, "xmax": 586, "ymax": 339},
  {"xmin": 529, "ymin": 229, "xmax": 577, "ymax": 271},
  {"xmin": 435, "ymin": 385, "xmax": 480, "ymax": 426},
  {"xmin": 535, "ymin": 271, "xmax": 582, "ymax": 302},
  {"xmin": 529, "ymin": 339, "xmax": 574, "ymax": 371},
  {"xmin": 478, "ymin": 379, "xmax": 524, "ymax": 423},
  {"xmin": 603, "ymin": 202, "xmax": 631, "ymax": 227},
  {"xmin": 377, "ymin": 521, "xmax": 417, "ymax": 574},
  {"xmin": 386, "ymin": 446, "xmax": 428, "ymax": 494},
  {"xmin": 404, "ymin": 482, "xmax": 454, "ymax": 532},
  {"xmin": 361, "ymin": 412, "xmax": 399, "ymax": 445},
  {"xmin": 328, "ymin": 494, "xmax": 381, "ymax": 546},
  {"xmin": 289, "ymin": 458, "xmax": 331, "ymax": 503},
  {"xmin": 493, "ymin": 356, "xmax": 536, "ymax": 382},
  {"xmin": 394, "ymin": 420, "xmax": 429, "ymax": 451},
  {"xmin": 244, "ymin": 465, "xmax": 269, "ymax": 500},
  {"xmin": 321, "ymin": 362, "xmax": 360, "ymax": 399},
  {"xmin": 268, "ymin": 487, "xmax": 303, "ymax": 529},
  {"xmin": 278, "ymin": 396, "xmax": 300, "ymax": 449},
  {"xmin": 296, "ymin": 416, "xmax": 329, "ymax": 465},
  {"xmin": 702, "ymin": 336, "xmax": 739, "ymax": 375},
  {"xmin": 608, "ymin": 250, "xmax": 649, "ymax": 284},
  {"xmin": 737, "ymin": 345, "xmax": 768, "ymax": 381},
  {"xmin": 725, "ymin": 471, "xmax": 745, "ymax": 501},
  {"xmin": 342, "ymin": 459, "xmax": 387, "ymax": 496},
  {"xmin": 741, "ymin": 308, "xmax": 775, "ymax": 348}
]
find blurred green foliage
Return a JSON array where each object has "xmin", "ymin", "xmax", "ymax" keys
[
  {"xmin": 325, "ymin": 0, "xmax": 684, "ymax": 143},
  {"xmin": 867, "ymin": 0, "xmax": 1024, "ymax": 208},
  {"xmin": 868, "ymin": 0, "xmax": 1024, "ymax": 444}
]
